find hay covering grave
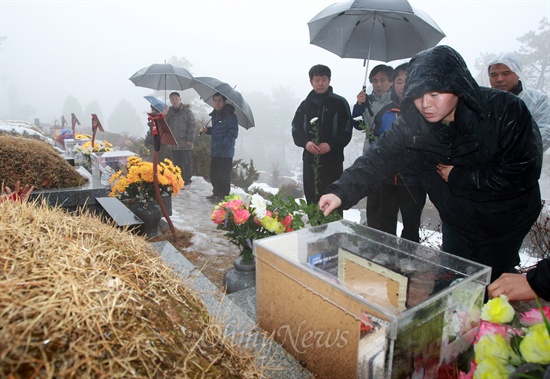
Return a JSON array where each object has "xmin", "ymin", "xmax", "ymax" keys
[
  {"xmin": 0, "ymin": 135, "xmax": 87, "ymax": 190},
  {"xmin": 0, "ymin": 200, "xmax": 260, "ymax": 378}
]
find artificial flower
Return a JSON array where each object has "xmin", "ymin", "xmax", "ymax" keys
[
  {"xmin": 473, "ymin": 356, "xmax": 512, "ymax": 379},
  {"xmin": 459, "ymin": 295, "xmax": 550, "ymax": 378},
  {"xmin": 474, "ymin": 334, "xmax": 510, "ymax": 364},
  {"xmin": 75, "ymin": 139, "xmax": 113, "ymax": 155},
  {"xmin": 109, "ymin": 156, "xmax": 184, "ymax": 204},
  {"xmin": 210, "ymin": 193, "xmax": 305, "ymax": 263},
  {"xmin": 519, "ymin": 323, "xmax": 550, "ymax": 364},
  {"xmin": 520, "ymin": 306, "xmax": 550, "ymax": 327},
  {"xmin": 481, "ymin": 295, "xmax": 515, "ymax": 324}
]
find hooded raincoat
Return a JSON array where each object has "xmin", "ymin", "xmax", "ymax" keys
[
  {"xmin": 327, "ymin": 45, "xmax": 542, "ymax": 248},
  {"xmin": 488, "ymin": 52, "xmax": 550, "ymax": 152}
]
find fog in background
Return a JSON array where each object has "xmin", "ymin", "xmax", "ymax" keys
[{"xmin": 1, "ymin": 0, "xmax": 549, "ymax": 198}]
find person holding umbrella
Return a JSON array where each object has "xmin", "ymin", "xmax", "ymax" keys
[
  {"xmin": 165, "ymin": 92, "xmax": 197, "ymax": 188},
  {"xmin": 351, "ymin": 64, "xmax": 394, "ymax": 153},
  {"xmin": 319, "ymin": 45, "xmax": 543, "ymax": 284},
  {"xmin": 199, "ymin": 92, "xmax": 238, "ymax": 202}
]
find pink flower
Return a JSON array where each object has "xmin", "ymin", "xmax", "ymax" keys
[
  {"xmin": 281, "ymin": 214, "xmax": 293, "ymax": 227},
  {"xmin": 211, "ymin": 208, "xmax": 227, "ymax": 224},
  {"xmin": 224, "ymin": 199, "xmax": 245, "ymax": 212},
  {"xmin": 474, "ymin": 320, "xmax": 510, "ymax": 343},
  {"xmin": 520, "ymin": 306, "xmax": 550, "ymax": 327},
  {"xmin": 232, "ymin": 208, "xmax": 251, "ymax": 225}
]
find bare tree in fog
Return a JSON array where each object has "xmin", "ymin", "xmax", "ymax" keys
[
  {"xmin": 83, "ymin": 100, "xmax": 104, "ymax": 130},
  {"xmin": 108, "ymin": 99, "xmax": 143, "ymax": 136},
  {"xmin": 61, "ymin": 95, "xmax": 84, "ymax": 126}
]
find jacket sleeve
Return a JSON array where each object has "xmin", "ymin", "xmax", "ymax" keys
[
  {"xmin": 185, "ymin": 109, "xmax": 197, "ymax": 144},
  {"xmin": 530, "ymin": 92, "xmax": 550, "ymax": 153},
  {"xmin": 291, "ymin": 101, "xmax": 308, "ymax": 148},
  {"xmin": 327, "ymin": 118, "xmax": 412, "ymax": 209},
  {"xmin": 222, "ymin": 114, "xmax": 239, "ymax": 149},
  {"xmin": 527, "ymin": 258, "xmax": 550, "ymax": 301},
  {"xmin": 351, "ymin": 103, "xmax": 366, "ymax": 130},
  {"xmin": 327, "ymin": 97, "xmax": 353, "ymax": 151},
  {"xmin": 447, "ymin": 95, "xmax": 543, "ymax": 201}
]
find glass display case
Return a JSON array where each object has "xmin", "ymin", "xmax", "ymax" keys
[
  {"xmin": 255, "ymin": 220, "xmax": 491, "ymax": 379},
  {"xmin": 91, "ymin": 150, "xmax": 135, "ymax": 187}
]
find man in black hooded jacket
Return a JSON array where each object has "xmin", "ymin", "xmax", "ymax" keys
[{"xmin": 319, "ymin": 45, "xmax": 543, "ymax": 283}]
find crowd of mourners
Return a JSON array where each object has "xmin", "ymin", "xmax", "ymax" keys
[
  {"xmin": 5, "ymin": 45, "xmax": 549, "ymax": 303},
  {"xmin": 292, "ymin": 46, "xmax": 549, "ymax": 302}
]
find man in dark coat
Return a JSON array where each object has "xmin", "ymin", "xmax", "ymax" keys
[
  {"xmin": 292, "ymin": 64, "xmax": 352, "ymax": 209},
  {"xmin": 319, "ymin": 45, "xmax": 543, "ymax": 283},
  {"xmin": 199, "ymin": 93, "xmax": 238, "ymax": 202}
]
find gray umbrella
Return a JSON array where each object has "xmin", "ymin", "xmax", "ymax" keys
[
  {"xmin": 308, "ymin": 0, "xmax": 445, "ymax": 86},
  {"xmin": 191, "ymin": 76, "xmax": 255, "ymax": 129},
  {"xmin": 129, "ymin": 63, "xmax": 194, "ymax": 102}
]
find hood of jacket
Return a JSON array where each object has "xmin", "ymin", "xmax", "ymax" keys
[
  {"xmin": 488, "ymin": 52, "xmax": 524, "ymax": 81},
  {"xmin": 401, "ymin": 45, "xmax": 484, "ymax": 119}
]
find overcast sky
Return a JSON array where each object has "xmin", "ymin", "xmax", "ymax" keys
[{"xmin": 1, "ymin": 0, "xmax": 549, "ymax": 125}]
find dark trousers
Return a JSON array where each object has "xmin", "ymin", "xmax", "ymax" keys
[
  {"xmin": 303, "ymin": 158, "xmax": 343, "ymax": 215},
  {"xmin": 367, "ymin": 184, "xmax": 426, "ymax": 243},
  {"xmin": 442, "ymin": 222, "xmax": 528, "ymax": 283},
  {"xmin": 171, "ymin": 149, "xmax": 193, "ymax": 184},
  {"xmin": 210, "ymin": 156, "xmax": 232, "ymax": 197}
]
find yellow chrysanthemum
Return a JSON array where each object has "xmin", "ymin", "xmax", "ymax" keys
[
  {"xmin": 520, "ymin": 323, "xmax": 550, "ymax": 364},
  {"xmin": 481, "ymin": 295, "xmax": 515, "ymax": 324}
]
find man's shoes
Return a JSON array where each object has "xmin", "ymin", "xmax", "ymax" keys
[{"xmin": 206, "ymin": 194, "xmax": 217, "ymax": 200}]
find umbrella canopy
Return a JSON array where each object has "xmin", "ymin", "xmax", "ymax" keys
[
  {"xmin": 129, "ymin": 63, "xmax": 193, "ymax": 91},
  {"xmin": 144, "ymin": 96, "xmax": 166, "ymax": 113},
  {"xmin": 308, "ymin": 0, "xmax": 445, "ymax": 85},
  {"xmin": 191, "ymin": 77, "xmax": 255, "ymax": 129}
]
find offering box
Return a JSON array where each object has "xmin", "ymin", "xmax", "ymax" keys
[
  {"xmin": 63, "ymin": 138, "xmax": 76, "ymax": 154},
  {"xmin": 91, "ymin": 150, "xmax": 135, "ymax": 186},
  {"xmin": 255, "ymin": 220, "xmax": 491, "ymax": 379}
]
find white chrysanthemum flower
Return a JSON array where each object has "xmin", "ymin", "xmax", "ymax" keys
[
  {"xmin": 310, "ymin": 117, "xmax": 319, "ymax": 124},
  {"xmin": 250, "ymin": 193, "xmax": 267, "ymax": 218},
  {"xmin": 353, "ymin": 116, "xmax": 363, "ymax": 122}
]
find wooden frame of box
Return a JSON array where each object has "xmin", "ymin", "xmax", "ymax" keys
[{"xmin": 255, "ymin": 221, "xmax": 491, "ymax": 379}]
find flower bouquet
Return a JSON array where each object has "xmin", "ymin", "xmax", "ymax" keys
[
  {"xmin": 109, "ymin": 156, "xmax": 184, "ymax": 205},
  {"xmin": 74, "ymin": 139, "xmax": 113, "ymax": 167},
  {"xmin": 53, "ymin": 129, "xmax": 74, "ymax": 146},
  {"xmin": 211, "ymin": 193, "xmax": 341, "ymax": 263},
  {"xmin": 458, "ymin": 295, "xmax": 550, "ymax": 378}
]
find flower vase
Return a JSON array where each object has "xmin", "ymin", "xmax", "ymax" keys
[
  {"xmin": 127, "ymin": 201, "xmax": 163, "ymax": 238},
  {"xmin": 223, "ymin": 253, "xmax": 256, "ymax": 294}
]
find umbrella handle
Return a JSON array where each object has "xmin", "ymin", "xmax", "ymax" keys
[{"xmin": 362, "ymin": 85, "xmax": 374, "ymax": 117}]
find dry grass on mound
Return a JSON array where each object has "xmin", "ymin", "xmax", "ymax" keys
[
  {"xmin": 0, "ymin": 135, "xmax": 87, "ymax": 190},
  {"xmin": 0, "ymin": 200, "xmax": 261, "ymax": 378}
]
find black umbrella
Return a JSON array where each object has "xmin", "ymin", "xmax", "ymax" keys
[
  {"xmin": 308, "ymin": 0, "xmax": 445, "ymax": 87},
  {"xmin": 191, "ymin": 76, "xmax": 255, "ymax": 129}
]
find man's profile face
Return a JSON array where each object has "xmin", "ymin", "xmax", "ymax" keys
[
  {"xmin": 310, "ymin": 75, "xmax": 330, "ymax": 94},
  {"xmin": 489, "ymin": 63, "xmax": 520, "ymax": 93}
]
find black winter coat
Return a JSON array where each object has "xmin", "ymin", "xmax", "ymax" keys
[
  {"xmin": 328, "ymin": 46, "xmax": 542, "ymax": 247},
  {"xmin": 292, "ymin": 87, "xmax": 352, "ymax": 163}
]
